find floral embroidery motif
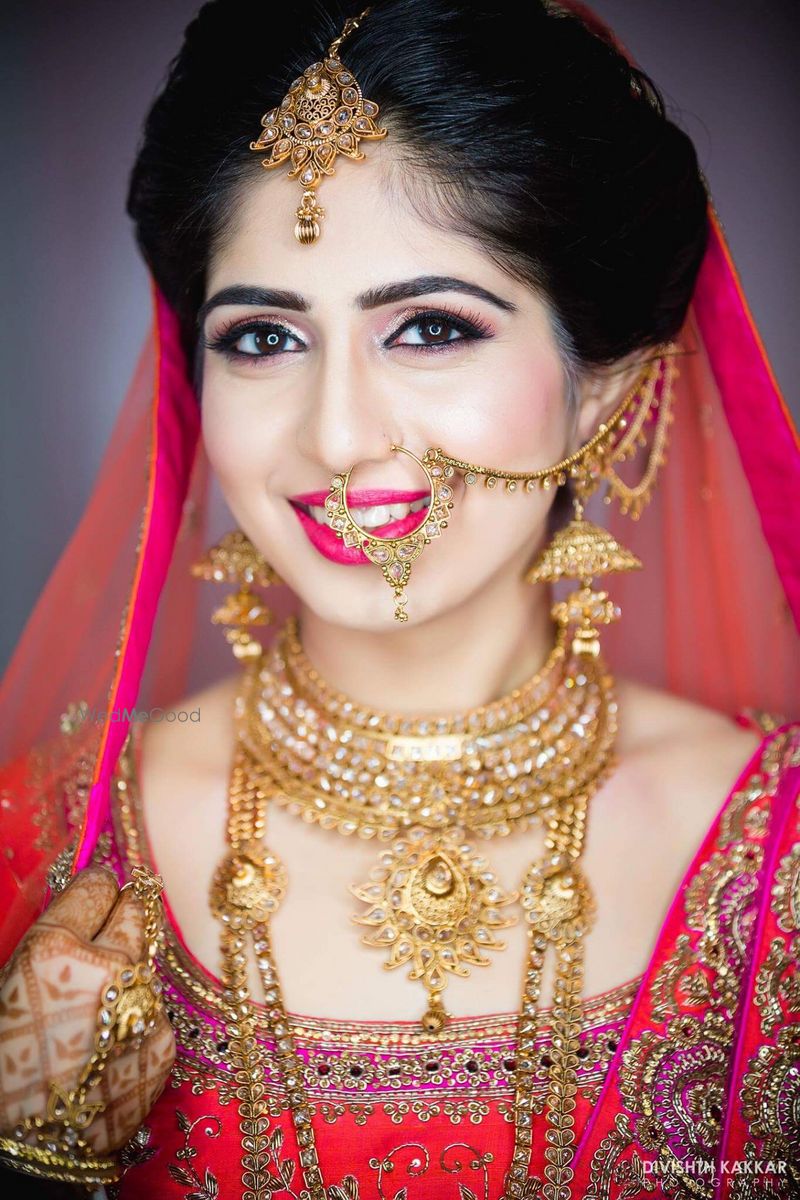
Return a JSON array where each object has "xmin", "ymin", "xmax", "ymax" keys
[
  {"xmin": 753, "ymin": 938, "xmax": 797, "ymax": 1038},
  {"xmin": 619, "ymin": 1012, "xmax": 732, "ymax": 1182},
  {"xmin": 735, "ymin": 775, "xmax": 800, "ymax": 1196},
  {"xmin": 167, "ymin": 1109, "xmax": 221, "ymax": 1198},
  {"xmin": 771, "ymin": 842, "xmax": 800, "ymax": 936},
  {"xmin": 649, "ymin": 934, "xmax": 711, "ymax": 1023},
  {"xmin": 584, "ymin": 1113, "xmax": 656, "ymax": 1199},
  {"xmin": 119, "ymin": 1125, "xmax": 158, "ymax": 1169},
  {"xmin": 682, "ymin": 843, "xmax": 763, "ymax": 1015},
  {"xmin": 369, "ymin": 1140, "xmax": 494, "ymax": 1200}
]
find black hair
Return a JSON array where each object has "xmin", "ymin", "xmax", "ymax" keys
[{"xmin": 127, "ymin": 0, "xmax": 709, "ymax": 390}]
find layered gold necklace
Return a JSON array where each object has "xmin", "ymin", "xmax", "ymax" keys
[{"xmin": 210, "ymin": 614, "xmax": 617, "ymax": 1199}]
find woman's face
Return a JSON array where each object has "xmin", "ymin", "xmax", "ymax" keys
[{"xmin": 201, "ymin": 144, "xmax": 593, "ymax": 630}]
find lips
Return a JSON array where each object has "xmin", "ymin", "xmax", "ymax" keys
[
  {"xmin": 288, "ymin": 493, "xmax": 432, "ymax": 565},
  {"xmin": 290, "ymin": 488, "xmax": 430, "ymax": 507}
]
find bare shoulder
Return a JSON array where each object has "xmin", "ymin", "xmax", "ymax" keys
[
  {"xmin": 139, "ymin": 671, "xmax": 243, "ymax": 781},
  {"xmin": 615, "ymin": 675, "xmax": 764, "ymax": 756},
  {"xmin": 613, "ymin": 675, "xmax": 765, "ymax": 823}
]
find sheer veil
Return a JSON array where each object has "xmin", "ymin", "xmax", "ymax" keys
[{"xmin": 1, "ymin": 1, "xmax": 798, "ymax": 956}]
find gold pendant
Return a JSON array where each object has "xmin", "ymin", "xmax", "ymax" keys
[
  {"xmin": 210, "ymin": 841, "xmax": 288, "ymax": 927},
  {"xmin": 521, "ymin": 858, "xmax": 596, "ymax": 940},
  {"xmin": 351, "ymin": 826, "xmax": 517, "ymax": 1031}
]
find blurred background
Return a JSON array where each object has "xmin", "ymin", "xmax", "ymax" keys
[{"xmin": 1, "ymin": 0, "xmax": 798, "ymax": 674}]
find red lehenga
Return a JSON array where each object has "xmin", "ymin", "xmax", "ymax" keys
[
  {"xmin": 1, "ymin": 2, "xmax": 799, "ymax": 1197},
  {"xmin": 1, "ymin": 708, "xmax": 798, "ymax": 1198}
]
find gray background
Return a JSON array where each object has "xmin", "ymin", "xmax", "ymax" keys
[{"xmin": 1, "ymin": 0, "xmax": 798, "ymax": 674}]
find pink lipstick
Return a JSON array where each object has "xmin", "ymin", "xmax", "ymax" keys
[{"xmin": 288, "ymin": 488, "xmax": 432, "ymax": 565}]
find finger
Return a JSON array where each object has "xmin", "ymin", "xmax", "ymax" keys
[
  {"xmin": 93, "ymin": 888, "xmax": 146, "ymax": 961},
  {"xmin": 39, "ymin": 867, "xmax": 119, "ymax": 942}
]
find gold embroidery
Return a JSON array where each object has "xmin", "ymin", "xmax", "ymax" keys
[
  {"xmin": 735, "ymin": 793, "xmax": 800, "ymax": 1195},
  {"xmin": 369, "ymin": 1140, "xmax": 495, "ymax": 1200},
  {"xmin": 683, "ymin": 842, "xmax": 763, "ymax": 1014},
  {"xmin": 753, "ymin": 938, "xmax": 796, "ymax": 1038},
  {"xmin": 726, "ymin": 1139, "xmax": 796, "ymax": 1200},
  {"xmin": 718, "ymin": 779, "xmax": 769, "ymax": 845},
  {"xmin": 588, "ymin": 726, "xmax": 800, "ymax": 1199},
  {"xmin": 167, "ymin": 1109, "xmax": 221, "ymax": 1199},
  {"xmin": 771, "ymin": 841, "xmax": 800, "ymax": 934},
  {"xmin": 649, "ymin": 933, "xmax": 711, "ymax": 1023},
  {"xmin": 584, "ymin": 1113, "xmax": 656, "ymax": 1199}
]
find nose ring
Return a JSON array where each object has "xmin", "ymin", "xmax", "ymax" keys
[{"xmin": 323, "ymin": 445, "xmax": 456, "ymax": 621}]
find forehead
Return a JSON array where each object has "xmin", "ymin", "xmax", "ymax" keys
[{"xmin": 206, "ymin": 142, "xmax": 538, "ymax": 313}]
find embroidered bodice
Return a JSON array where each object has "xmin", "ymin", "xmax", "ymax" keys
[{"xmin": 79, "ymin": 715, "xmax": 800, "ymax": 1199}]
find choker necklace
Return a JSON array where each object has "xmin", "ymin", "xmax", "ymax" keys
[{"xmin": 211, "ymin": 614, "xmax": 618, "ymax": 1199}]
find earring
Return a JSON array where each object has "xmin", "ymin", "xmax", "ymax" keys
[
  {"xmin": 526, "ymin": 349, "xmax": 677, "ymax": 655},
  {"xmin": 191, "ymin": 530, "xmax": 284, "ymax": 660},
  {"xmin": 324, "ymin": 444, "xmax": 455, "ymax": 622},
  {"xmin": 423, "ymin": 345, "xmax": 678, "ymax": 655}
]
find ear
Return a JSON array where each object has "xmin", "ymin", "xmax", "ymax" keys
[{"xmin": 570, "ymin": 352, "xmax": 646, "ymax": 452}]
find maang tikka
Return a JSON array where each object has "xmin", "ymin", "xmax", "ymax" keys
[{"xmin": 250, "ymin": 5, "xmax": 387, "ymax": 244}]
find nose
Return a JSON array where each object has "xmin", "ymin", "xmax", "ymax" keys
[{"xmin": 295, "ymin": 338, "xmax": 400, "ymax": 482}]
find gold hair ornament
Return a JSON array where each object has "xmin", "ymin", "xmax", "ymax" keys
[{"xmin": 250, "ymin": 6, "xmax": 387, "ymax": 244}]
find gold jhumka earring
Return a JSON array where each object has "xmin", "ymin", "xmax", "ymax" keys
[
  {"xmin": 190, "ymin": 530, "xmax": 284, "ymax": 660},
  {"xmin": 249, "ymin": 6, "xmax": 387, "ymax": 244}
]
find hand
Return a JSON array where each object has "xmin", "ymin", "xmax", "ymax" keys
[{"xmin": 0, "ymin": 867, "xmax": 176, "ymax": 1154}]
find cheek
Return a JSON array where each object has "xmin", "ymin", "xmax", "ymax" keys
[
  {"xmin": 433, "ymin": 356, "xmax": 567, "ymax": 557},
  {"xmin": 200, "ymin": 378, "xmax": 280, "ymax": 490},
  {"xmin": 431, "ymin": 351, "xmax": 569, "ymax": 474}
]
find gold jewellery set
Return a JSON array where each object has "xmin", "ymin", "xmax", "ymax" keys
[
  {"xmin": 186, "ymin": 9, "xmax": 679, "ymax": 1199},
  {"xmin": 9, "ymin": 8, "xmax": 679, "ymax": 1198}
]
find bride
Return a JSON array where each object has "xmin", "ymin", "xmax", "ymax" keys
[{"xmin": 1, "ymin": 2, "xmax": 798, "ymax": 1197}]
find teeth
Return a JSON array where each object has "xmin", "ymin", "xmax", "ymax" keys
[{"xmin": 307, "ymin": 495, "xmax": 429, "ymax": 529}]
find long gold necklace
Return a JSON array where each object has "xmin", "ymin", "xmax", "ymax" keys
[{"xmin": 210, "ymin": 615, "xmax": 617, "ymax": 1199}]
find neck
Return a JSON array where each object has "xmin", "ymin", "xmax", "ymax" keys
[{"xmin": 295, "ymin": 569, "xmax": 556, "ymax": 715}]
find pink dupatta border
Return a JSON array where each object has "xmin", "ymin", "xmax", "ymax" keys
[{"xmin": 74, "ymin": 285, "xmax": 200, "ymax": 871}]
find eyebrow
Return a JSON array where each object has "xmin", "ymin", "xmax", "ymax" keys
[{"xmin": 196, "ymin": 274, "xmax": 518, "ymax": 328}]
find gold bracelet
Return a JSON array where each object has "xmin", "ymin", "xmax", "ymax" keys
[{"xmin": 0, "ymin": 1132, "xmax": 120, "ymax": 1184}]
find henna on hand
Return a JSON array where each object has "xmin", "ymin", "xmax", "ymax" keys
[{"xmin": 0, "ymin": 867, "xmax": 176, "ymax": 1154}]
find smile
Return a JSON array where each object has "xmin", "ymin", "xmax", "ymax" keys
[
  {"xmin": 288, "ymin": 490, "xmax": 433, "ymax": 566},
  {"xmin": 294, "ymin": 495, "xmax": 430, "ymax": 529}
]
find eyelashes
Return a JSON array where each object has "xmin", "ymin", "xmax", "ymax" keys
[{"xmin": 203, "ymin": 306, "xmax": 494, "ymax": 365}]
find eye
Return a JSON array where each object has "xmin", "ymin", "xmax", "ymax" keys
[
  {"xmin": 204, "ymin": 320, "xmax": 302, "ymax": 362},
  {"xmin": 387, "ymin": 307, "xmax": 492, "ymax": 354}
]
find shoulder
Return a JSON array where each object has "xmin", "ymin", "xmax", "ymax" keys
[
  {"xmin": 614, "ymin": 675, "xmax": 766, "ymax": 758},
  {"xmin": 611, "ymin": 676, "xmax": 772, "ymax": 832},
  {"xmin": 139, "ymin": 670, "xmax": 243, "ymax": 783}
]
